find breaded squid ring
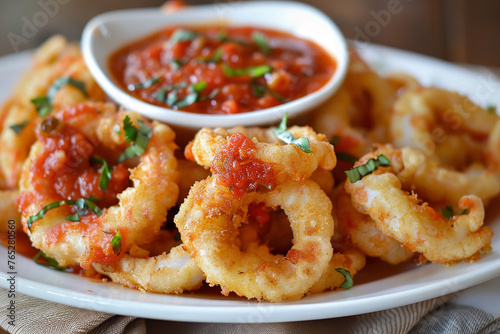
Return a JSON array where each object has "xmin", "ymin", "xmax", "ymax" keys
[
  {"xmin": 345, "ymin": 146, "xmax": 493, "ymax": 264},
  {"xmin": 332, "ymin": 185, "xmax": 413, "ymax": 265},
  {"xmin": 308, "ymin": 249, "xmax": 366, "ymax": 294},
  {"xmin": 175, "ymin": 177, "xmax": 334, "ymax": 302},
  {"xmin": 19, "ymin": 102, "xmax": 179, "ymax": 268},
  {"xmin": 390, "ymin": 87, "xmax": 499, "ymax": 168},
  {"xmin": 399, "ymin": 147, "xmax": 500, "ymax": 206},
  {"xmin": 94, "ymin": 245, "xmax": 204, "ymax": 294},
  {"xmin": 0, "ymin": 35, "xmax": 105, "ymax": 188},
  {"xmin": 185, "ymin": 125, "xmax": 336, "ymax": 182}
]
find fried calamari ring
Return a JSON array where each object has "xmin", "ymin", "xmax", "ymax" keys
[
  {"xmin": 390, "ymin": 87, "xmax": 498, "ymax": 168},
  {"xmin": 345, "ymin": 146, "xmax": 493, "ymax": 264},
  {"xmin": 94, "ymin": 230, "xmax": 204, "ymax": 294},
  {"xmin": 0, "ymin": 35, "xmax": 105, "ymax": 188},
  {"xmin": 308, "ymin": 249, "xmax": 365, "ymax": 294},
  {"xmin": 341, "ymin": 48, "xmax": 397, "ymax": 143},
  {"xmin": 19, "ymin": 102, "xmax": 179, "ymax": 268},
  {"xmin": 310, "ymin": 86, "xmax": 371, "ymax": 159},
  {"xmin": 333, "ymin": 185, "xmax": 413, "ymax": 265},
  {"xmin": 185, "ymin": 125, "xmax": 336, "ymax": 183},
  {"xmin": 175, "ymin": 177, "xmax": 334, "ymax": 302},
  {"xmin": 398, "ymin": 147, "xmax": 500, "ymax": 206}
]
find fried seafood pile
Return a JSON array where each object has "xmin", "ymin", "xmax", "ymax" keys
[{"xmin": 1, "ymin": 37, "xmax": 498, "ymax": 302}]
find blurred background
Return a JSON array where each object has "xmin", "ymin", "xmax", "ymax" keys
[{"xmin": 0, "ymin": 0, "xmax": 499, "ymax": 67}]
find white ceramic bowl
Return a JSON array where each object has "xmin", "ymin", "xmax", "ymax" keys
[{"xmin": 81, "ymin": 1, "xmax": 348, "ymax": 129}]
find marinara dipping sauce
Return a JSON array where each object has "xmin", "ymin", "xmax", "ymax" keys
[{"xmin": 109, "ymin": 25, "xmax": 336, "ymax": 115}]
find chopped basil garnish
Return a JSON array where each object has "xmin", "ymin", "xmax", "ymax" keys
[
  {"xmin": 250, "ymin": 80, "xmax": 289, "ymax": 103},
  {"xmin": 345, "ymin": 154, "xmax": 391, "ymax": 183},
  {"xmin": 175, "ymin": 93, "xmax": 199, "ymax": 108},
  {"xmin": 335, "ymin": 268, "xmax": 353, "ymax": 289},
  {"xmin": 252, "ymin": 32, "xmax": 271, "ymax": 55},
  {"xmin": 170, "ymin": 58, "xmax": 189, "ymax": 70},
  {"xmin": 34, "ymin": 251, "xmax": 69, "ymax": 271},
  {"xmin": 118, "ymin": 116, "xmax": 152, "ymax": 162},
  {"xmin": 31, "ymin": 77, "xmax": 88, "ymax": 117},
  {"xmin": 441, "ymin": 205, "xmax": 468, "ymax": 219},
  {"xmin": 163, "ymin": 82, "xmax": 210, "ymax": 109},
  {"xmin": 273, "ymin": 113, "xmax": 312, "ymax": 154},
  {"xmin": 90, "ymin": 156, "xmax": 112, "ymax": 193},
  {"xmin": 166, "ymin": 90, "xmax": 179, "ymax": 107},
  {"xmin": 30, "ymin": 96, "xmax": 52, "ymax": 117},
  {"xmin": 169, "ymin": 29, "xmax": 198, "ymax": 43},
  {"xmin": 215, "ymin": 30, "xmax": 248, "ymax": 46},
  {"xmin": 131, "ymin": 77, "xmax": 160, "ymax": 90},
  {"xmin": 27, "ymin": 197, "xmax": 103, "ymax": 230},
  {"xmin": 199, "ymin": 88, "xmax": 220, "ymax": 101},
  {"xmin": 191, "ymin": 81, "xmax": 208, "ymax": 93},
  {"xmin": 487, "ymin": 105, "xmax": 497, "ymax": 114},
  {"xmin": 101, "ymin": 230, "xmax": 113, "ymax": 234},
  {"xmin": 9, "ymin": 120, "xmax": 28, "ymax": 135},
  {"xmin": 222, "ymin": 64, "xmax": 272, "ymax": 78},
  {"xmin": 174, "ymin": 232, "xmax": 181, "ymax": 241},
  {"xmin": 329, "ymin": 136, "xmax": 358, "ymax": 163},
  {"xmin": 330, "ymin": 136, "xmax": 340, "ymax": 146},
  {"xmin": 111, "ymin": 230, "xmax": 122, "ymax": 254},
  {"xmin": 199, "ymin": 48, "xmax": 223, "ymax": 63},
  {"xmin": 47, "ymin": 77, "xmax": 88, "ymax": 99},
  {"xmin": 337, "ymin": 152, "xmax": 358, "ymax": 164}
]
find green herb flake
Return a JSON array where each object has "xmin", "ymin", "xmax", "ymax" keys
[
  {"xmin": 170, "ymin": 29, "xmax": 198, "ymax": 43},
  {"xmin": 64, "ymin": 213, "xmax": 81, "ymax": 222},
  {"xmin": 118, "ymin": 118, "xmax": 152, "ymax": 163},
  {"xmin": 27, "ymin": 197, "xmax": 103, "ymax": 230},
  {"xmin": 250, "ymin": 81, "xmax": 289, "ymax": 103},
  {"xmin": 31, "ymin": 77, "xmax": 88, "ymax": 116},
  {"xmin": 174, "ymin": 232, "xmax": 181, "ymax": 241},
  {"xmin": 30, "ymin": 96, "xmax": 52, "ymax": 117},
  {"xmin": 166, "ymin": 90, "xmax": 179, "ymax": 107},
  {"xmin": 222, "ymin": 64, "xmax": 272, "ymax": 78},
  {"xmin": 199, "ymin": 88, "xmax": 220, "ymax": 102},
  {"xmin": 272, "ymin": 113, "xmax": 312, "ymax": 154},
  {"xmin": 191, "ymin": 81, "xmax": 208, "ymax": 93},
  {"xmin": 441, "ymin": 205, "xmax": 454, "ymax": 219},
  {"xmin": 330, "ymin": 136, "xmax": 340, "ymax": 146},
  {"xmin": 111, "ymin": 231, "xmax": 122, "ymax": 254},
  {"xmin": 122, "ymin": 115, "xmax": 138, "ymax": 143},
  {"xmin": 487, "ymin": 105, "xmax": 497, "ymax": 114},
  {"xmin": 252, "ymin": 32, "xmax": 271, "ymax": 55},
  {"xmin": 90, "ymin": 156, "xmax": 112, "ymax": 192},
  {"xmin": 34, "ymin": 251, "xmax": 69, "ymax": 271},
  {"xmin": 461, "ymin": 208, "xmax": 469, "ymax": 215},
  {"xmin": 47, "ymin": 77, "xmax": 88, "ymax": 99},
  {"xmin": 9, "ymin": 120, "xmax": 28, "ymax": 135},
  {"xmin": 345, "ymin": 154, "xmax": 391, "ymax": 183},
  {"xmin": 170, "ymin": 59, "xmax": 182, "ymax": 70},
  {"xmin": 337, "ymin": 152, "xmax": 358, "ymax": 164},
  {"xmin": 132, "ymin": 77, "xmax": 160, "ymax": 90},
  {"xmin": 199, "ymin": 47, "xmax": 223, "ymax": 63},
  {"xmin": 175, "ymin": 92, "xmax": 199, "ymax": 108},
  {"xmin": 335, "ymin": 268, "xmax": 353, "ymax": 289}
]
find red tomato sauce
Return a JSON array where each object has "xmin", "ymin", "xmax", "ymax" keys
[
  {"xmin": 210, "ymin": 133, "xmax": 277, "ymax": 198},
  {"xmin": 18, "ymin": 105, "xmax": 130, "ymax": 268},
  {"xmin": 109, "ymin": 25, "xmax": 336, "ymax": 114}
]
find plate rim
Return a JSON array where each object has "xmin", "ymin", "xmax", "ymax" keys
[{"xmin": 1, "ymin": 43, "xmax": 500, "ymax": 323}]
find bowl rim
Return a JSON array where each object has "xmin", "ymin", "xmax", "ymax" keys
[{"xmin": 81, "ymin": 1, "xmax": 349, "ymax": 129}]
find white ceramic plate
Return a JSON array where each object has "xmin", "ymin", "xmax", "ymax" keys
[
  {"xmin": 1, "ymin": 43, "xmax": 500, "ymax": 323},
  {"xmin": 81, "ymin": 2, "xmax": 348, "ymax": 130}
]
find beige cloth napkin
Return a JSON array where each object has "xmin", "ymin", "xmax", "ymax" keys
[{"xmin": 2, "ymin": 287, "xmax": 498, "ymax": 334}]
